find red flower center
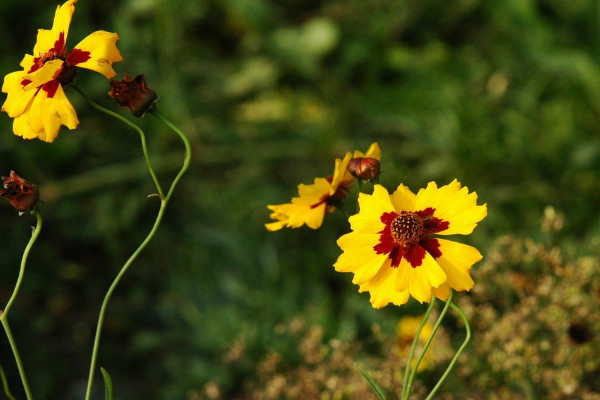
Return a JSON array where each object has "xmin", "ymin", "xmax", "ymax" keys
[
  {"xmin": 373, "ymin": 208, "xmax": 449, "ymax": 268},
  {"xmin": 20, "ymin": 32, "xmax": 91, "ymax": 98}
]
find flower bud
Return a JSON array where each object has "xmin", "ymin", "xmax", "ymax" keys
[
  {"xmin": 108, "ymin": 74, "xmax": 158, "ymax": 117},
  {"xmin": 0, "ymin": 171, "xmax": 39, "ymax": 212},
  {"xmin": 347, "ymin": 157, "xmax": 381, "ymax": 181}
]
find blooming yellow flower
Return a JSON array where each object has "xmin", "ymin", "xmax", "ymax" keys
[
  {"xmin": 1, "ymin": 0, "xmax": 123, "ymax": 142},
  {"xmin": 265, "ymin": 143, "xmax": 380, "ymax": 231},
  {"xmin": 396, "ymin": 316, "xmax": 435, "ymax": 372},
  {"xmin": 334, "ymin": 180, "xmax": 486, "ymax": 308}
]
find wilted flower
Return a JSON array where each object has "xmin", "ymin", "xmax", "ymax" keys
[
  {"xmin": 109, "ymin": 73, "xmax": 158, "ymax": 117},
  {"xmin": 334, "ymin": 180, "xmax": 487, "ymax": 308},
  {"xmin": 1, "ymin": 0, "xmax": 123, "ymax": 142},
  {"xmin": 0, "ymin": 171, "xmax": 39, "ymax": 212},
  {"xmin": 265, "ymin": 143, "xmax": 380, "ymax": 231}
]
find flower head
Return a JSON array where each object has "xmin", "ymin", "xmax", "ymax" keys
[
  {"xmin": 396, "ymin": 316, "xmax": 435, "ymax": 371},
  {"xmin": 109, "ymin": 73, "xmax": 158, "ymax": 117},
  {"xmin": 1, "ymin": 0, "xmax": 123, "ymax": 142},
  {"xmin": 347, "ymin": 157, "xmax": 381, "ymax": 181},
  {"xmin": 0, "ymin": 171, "xmax": 39, "ymax": 212},
  {"xmin": 334, "ymin": 180, "xmax": 487, "ymax": 308},
  {"xmin": 265, "ymin": 143, "xmax": 380, "ymax": 231}
]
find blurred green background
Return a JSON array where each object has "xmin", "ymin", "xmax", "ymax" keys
[{"xmin": 2, "ymin": 0, "xmax": 600, "ymax": 398}]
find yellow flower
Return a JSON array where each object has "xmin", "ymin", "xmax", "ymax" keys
[
  {"xmin": 396, "ymin": 316, "xmax": 435, "ymax": 372},
  {"xmin": 265, "ymin": 143, "xmax": 380, "ymax": 231},
  {"xmin": 1, "ymin": 0, "xmax": 123, "ymax": 142},
  {"xmin": 334, "ymin": 180, "xmax": 486, "ymax": 308}
]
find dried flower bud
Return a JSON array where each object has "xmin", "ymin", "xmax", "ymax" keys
[
  {"xmin": 0, "ymin": 171, "xmax": 39, "ymax": 212},
  {"xmin": 108, "ymin": 73, "xmax": 158, "ymax": 117},
  {"xmin": 347, "ymin": 157, "xmax": 381, "ymax": 181}
]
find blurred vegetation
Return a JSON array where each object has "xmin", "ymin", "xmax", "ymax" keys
[{"xmin": 1, "ymin": 0, "xmax": 600, "ymax": 398}]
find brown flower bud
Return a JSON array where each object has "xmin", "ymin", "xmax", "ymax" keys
[
  {"xmin": 108, "ymin": 74, "xmax": 158, "ymax": 117},
  {"xmin": 0, "ymin": 171, "xmax": 39, "ymax": 212},
  {"xmin": 347, "ymin": 157, "xmax": 381, "ymax": 181}
]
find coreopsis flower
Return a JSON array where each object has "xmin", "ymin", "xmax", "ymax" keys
[
  {"xmin": 109, "ymin": 73, "xmax": 158, "ymax": 117},
  {"xmin": 1, "ymin": 0, "xmax": 123, "ymax": 142},
  {"xmin": 265, "ymin": 143, "xmax": 380, "ymax": 231},
  {"xmin": 0, "ymin": 171, "xmax": 39, "ymax": 212},
  {"xmin": 334, "ymin": 180, "xmax": 487, "ymax": 308},
  {"xmin": 396, "ymin": 316, "xmax": 435, "ymax": 372}
]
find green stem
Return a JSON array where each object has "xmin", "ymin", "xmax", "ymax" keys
[
  {"xmin": 81, "ymin": 106, "xmax": 191, "ymax": 400},
  {"xmin": 0, "ymin": 210, "xmax": 42, "ymax": 400},
  {"xmin": 400, "ymin": 299, "xmax": 436, "ymax": 396},
  {"xmin": 425, "ymin": 301, "xmax": 471, "ymax": 400},
  {"xmin": 402, "ymin": 291, "xmax": 453, "ymax": 400},
  {"xmin": 72, "ymin": 84, "xmax": 165, "ymax": 199},
  {"xmin": 0, "ymin": 363, "xmax": 17, "ymax": 400},
  {"xmin": 149, "ymin": 109, "xmax": 191, "ymax": 197}
]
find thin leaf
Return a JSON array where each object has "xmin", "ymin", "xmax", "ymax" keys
[
  {"xmin": 356, "ymin": 363, "xmax": 387, "ymax": 400},
  {"xmin": 100, "ymin": 367, "xmax": 113, "ymax": 400}
]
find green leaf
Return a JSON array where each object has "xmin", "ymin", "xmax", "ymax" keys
[
  {"xmin": 356, "ymin": 363, "xmax": 387, "ymax": 400},
  {"xmin": 100, "ymin": 367, "xmax": 114, "ymax": 400}
]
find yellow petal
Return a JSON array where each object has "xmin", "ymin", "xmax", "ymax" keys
[
  {"xmin": 435, "ymin": 239, "xmax": 482, "ymax": 291},
  {"xmin": 335, "ymin": 232, "xmax": 382, "ymax": 273},
  {"xmin": 265, "ymin": 178, "xmax": 331, "ymax": 230},
  {"xmin": 72, "ymin": 31, "xmax": 123, "ymax": 79},
  {"xmin": 34, "ymin": 0, "xmax": 76, "ymax": 56},
  {"xmin": 432, "ymin": 284, "xmax": 451, "ymax": 301},
  {"xmin": 13, "ymin": 114, "xmax": 40, "ymax": 140},
  {"xmin": 348, "ymin": 185, "xmax": 394, "ymax": 232},
  {"xmin": 329, "ymin": 152, "xmax": 353, "ymax": 194},
  {"xmin": 40, "ymin": 84, "xmax": 78, "ymax": 142},
  {"xmin": 350, "ymin": 253, "xmax": 389, "ymax": 285},
  {"xmin": 358, "ymin": 265, "xmax": 410, "ymax": 308},
  {"xmin": 22, "ymin": 59, "xmax": 64, "ymax": 90},
  {"xmin": 415, "ymin": 180, "xmax": 487, "ymax": 235},
  {"xmin": 356, "ymin": 142, "xmax": 381, "ymax": 160},
  {"xmin": 20, "ymin": 55, "xmax": 35, "ymax": 70},
  {"xmin": 390, "ymin": 183, "xmax": 416, "ymax": 213},
  {"xmin": 408, "ymin": 265, "xmax": 433, "ymax": 303},
  {"xmin": 394, "ymin": 260, "xmax": 411, "ymax": 292},
  {"xmin": 2, "ymin": 71, "xmax": 36, "ymax": 118}
]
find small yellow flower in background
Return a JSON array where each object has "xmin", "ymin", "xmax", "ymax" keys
[
  {"xmin": 1, "ymin": 0, "xmax": 123, "ymax": 142},
  {"xmin": 334, "ymin": 180, "xmax": 486, "ymax": 308},
  {"xmin": 265, "ymin": 143, "xmax": 380, "ymax": 231},
  {"xmin": 396, "ymin": 316, "xmax": 435, "ymax": 372}
]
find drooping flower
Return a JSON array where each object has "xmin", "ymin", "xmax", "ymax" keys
[
  {"xmin": 1, "ymin": 0, "xmax": 123, "ymax": 142},
  {"xmin": 334, "ymin": 180, "xmax": 487, "ymax": 308},
  {"xmin": 396, "ymin": 316, "xmax": 435, "ymax": 372},
  {"xmin": 109, "ymin": 73, "xmax": 158, "ymax": 117},
  {"xmin": 0, "ymin": 171, "xmax": 39, "ymax": 212},
  {"xmin": 265, "ymin": 143, "xmax": 380, "ymax": 231}
]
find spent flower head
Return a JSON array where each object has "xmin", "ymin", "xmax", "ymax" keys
[
  {"xmin": 109, "ymin": 73, "xmax": 158, "ymax": 117},
  {"xmin": 1, "ymin": 0, "xmax": 123, "ymax": 142},
  {"xmin": 0, "ymin": 171, "xmax": 39, "ymax": 212},
  {"xmin": 334, "ymin": 180, "xmax": 487, "ymax": 308},
  {"xmin": 265, "ymin": 143, "xmax": 380, "ymax": 230}
]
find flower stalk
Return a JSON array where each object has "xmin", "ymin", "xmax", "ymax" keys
[
  {"xmin": 76, "ymin": 91, "xmax": 191, "ymax": 400},
  {"xmin": 0, "ymin": 210, "xmax": 43, "ymax": 400}
]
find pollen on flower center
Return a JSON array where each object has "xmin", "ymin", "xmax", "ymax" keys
[
  {"xmin": 37, "ymin": 51, "xmax": 64, "ymax": 68},
  {"xmin": 390, "ymin": 212, "xmax": 424, "ymax": 246}
]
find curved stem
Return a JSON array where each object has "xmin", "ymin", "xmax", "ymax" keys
[
  {"xmin": 425, "ymin": 301, "xmax": 471, "ymax": 400},
  {"xmin": 402, "ymin": 291, "xmax": 453, "ymax": 400},
  {"xmin": 81, "ymin": 105, "xmax": 191, "ymax": 400},
  {"xmin": 149, "ymin": 109, "xmax": 191, "ymax": 197},
  {"xmin": 400, "ymin": 299, "xmax": 436, "ymax": 396},
  {"xmin": 0, "ymin": 210, "xmax": 42, "ymax": 400},
  {"xmin": 0, "ymin": 363, "xmax": 17, "ymax": 400},
  {"xmin": 83, "ymin": 199, "xmax": 168, "ymax": 400},
  {"xmin": 72, "ymin": 84, "xmax": 165, "ymax": 199}
]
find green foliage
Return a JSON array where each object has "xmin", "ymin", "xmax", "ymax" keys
[{"xmin": 0, "ymin": 0, "xmax": 600, "ymax": 398}]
